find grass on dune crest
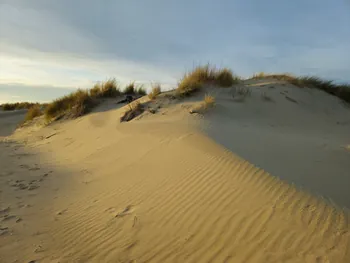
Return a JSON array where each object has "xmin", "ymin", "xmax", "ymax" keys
[
  {"xmin": 89, "ymin": 79, "xmax": 121, "ymax": 98},
  {"xmin": 251, "ymin": 72, "xmax": 350, "ymax": 103},
  {"xmin": 123, "ymin": 82, "xmax": 147, "ymax": 96},
  {"xmin": 148, "ymin": 84, "xmax": 161, "ymax": 100},
  {"xmin": 24, "ymin": 105, "xmax": 43, "ymax": 122},
  {"xmin": 44, "ymin": 79, "xmax": 149, "ymax": 122},
  {"xmin": 177, "ymin": 65, "xmax": 241, "ymax": 97},
  {"xmin": 44, "ymin": 89, "xmax": 96, "ymax": 121}
]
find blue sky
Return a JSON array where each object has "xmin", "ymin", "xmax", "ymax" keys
[{"xmin": 0, "ymin": 0, "xmax": 349, "ymax": 103}]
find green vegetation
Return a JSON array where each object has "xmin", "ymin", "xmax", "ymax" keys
[{"xmin": 177, "ymin": 65, "xmax": 240, "ymax": 96}]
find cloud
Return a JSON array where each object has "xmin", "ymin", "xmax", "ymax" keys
[{"xmin": 0, "ymin": 0, "xmax": 349, "ymax": 103}]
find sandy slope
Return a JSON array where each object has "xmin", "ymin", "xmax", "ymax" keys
[{"xmin": 0, "ymin": 80, "xmax": 349, "ymax": 262}]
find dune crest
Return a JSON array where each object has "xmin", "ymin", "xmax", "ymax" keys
[{"xmin": 1, "ymin": 78, "xmax": 349, "ymax": 262}]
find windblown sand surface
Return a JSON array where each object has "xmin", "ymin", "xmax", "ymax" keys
[{"xmin": 1, "ymin": 79, "xmax": 349, "ymax": 262}]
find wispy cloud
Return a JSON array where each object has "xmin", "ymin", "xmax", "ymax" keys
[{"xmin": 0, "ymin": 0, "xmax": 349, "ymax": 102}]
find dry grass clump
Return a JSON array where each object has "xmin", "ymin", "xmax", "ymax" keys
[
  {"xmin": 44, "ymin": 89, "xmax": 96, "ymax": 121},
  {"xmin": 204, "ymin": 94, "xmax": 215, "ymax": 108},
  {"xmin": 89, "ymin": 79, "xmax": 121, "ymax": 98},
  {"xmin": 123, "ymin": 82, "xmax": 147, "ymax": 96},
  {"xmin": 123, "ymin": 82, "xmax": 135, "ymax": 95},
  {"xmin": 24, "ymin": 105, "xmax": 43, "ymax": 122},
  {"xmin": 100, "ymin": 79, "xmax": 121, "ymax": 97},
  {"xmin": 190, "ymin": 94, "xmax": 216, "ymax": 114},
  {"xmin": 1, "ymin": 102, "xmax": 38, "ymax": 111},
  {"xmin": 136, "ymin": 86, "xmax": 147, "ymax": 96},
  {"xmin": 120, "ymin": 101, "xmax": 144, "ymax": 122},
  {"xmin": 148, "ymin": 84, "xmax": 161, "ymax": 100},
  {"xmin": 251, "ymin": 72, "xmax": 350, "ymax": 104},
  {"xmin": 177, "ymin": 65, "xmax": 240, "ymax": 96}
]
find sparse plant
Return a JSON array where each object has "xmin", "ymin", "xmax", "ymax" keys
[
  {"xmin": 24, "ymin": 105, "xmax": 43, "ymax": 122},
  {"xmin": 190, "ymin": 94, "xmax": 216, "ymax": 114},
  {"xmin": 148, "ymin": 84, "xmax": 161, "ymax": 100},
  {"xmin": 204, "ymin": 94, "xmax": 215, "ymax": 108},
  {"xmin": 136, "ymin": 85, "xmax": 147, "ymax": 96},
  {"xmin": 231, "ymin": 86, "xmax": 251, "ymax": 102}
]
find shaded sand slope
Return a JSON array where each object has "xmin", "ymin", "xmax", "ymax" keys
[
  {"xmin": 0, "ymin": 109, "xmax": 26, "ymax": 138},
  {"xmin": 1, "ymin": 90, "xmax": 349, "ymax": 262},
  {"xmin": 203, "ymin": 79, "xmax": 350, "ymax": 208}
]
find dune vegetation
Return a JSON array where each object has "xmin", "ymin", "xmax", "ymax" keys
[
  {"xmin": 1, "ymin": 102, "xmax": 39, "ymax": 111},
  {"xmin": 3, "ymin": 65, "xmax": 350, "ymax": 125},
  {"xmin": 176, "ymin": 65, "xmax": 241, "ymax": 96},
  {"xmin": 43, "ymin": 79, "xmax": 148, "ymax": 122}
]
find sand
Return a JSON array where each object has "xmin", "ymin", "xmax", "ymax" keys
[{"xmin": 0, "ymin": 79, "xmax": 349, "ymax": 262}]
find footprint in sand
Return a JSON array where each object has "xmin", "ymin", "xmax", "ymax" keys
[
  {"xmin": 114, "ymin": 205, "xmax": 134, "ymax": 218},
  {"xmin": 0, "ymin": 226, "xmax": 10, "ymax": 236}
]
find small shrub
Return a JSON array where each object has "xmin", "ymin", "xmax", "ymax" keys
[
  {"xmin": 148, "ymin": 84, "xmax": 161, "ymax": 100},
  {"xmin": 124, "ymin": 82, "xmax": 136, "ymax": 95},
  {"xmin": 100, "ymin": 79, "xmax": 120, "ymax": 97},
  {"xmin": 24, "ymin": 105, "xmax": 42, "ymax": 122},
  {"xmin": 136, "ymin": 85, "xmax": 147, "ymax": 96},
  {"xmin": 90, "ymin": 84, "xmax": 102, "ymax": 97}
]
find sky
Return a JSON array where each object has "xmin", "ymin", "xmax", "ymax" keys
[{"xmin": 0, "ymin": 0, "xmax": 350, "ymax": 103}]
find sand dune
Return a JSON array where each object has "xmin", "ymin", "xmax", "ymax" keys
[{"xmin": 0, "ymin": 79, "xmax": 349, "ymax": 262}]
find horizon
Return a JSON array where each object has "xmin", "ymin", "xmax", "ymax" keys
[{"xmin": 1, "ymin": 0, "xmax": 350, "ymax": 103}]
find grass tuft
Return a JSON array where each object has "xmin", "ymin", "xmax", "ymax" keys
[
  {"xmin": 124, "ymin": 82, "xmax": 136, "ymax": 95},
  {"xmin": 136, "ymin": 85, "xmax": 147, "ymax": 96},
  {"xmin": 24, "ymin": 105, "xmax": 43, "ymax": 122},
  {"xmin": 204, "ymin": 94, "xmax": 215, "ymax": 108},
  {"xmin": 100, "ymin": 79, "xmax": 120, "ymax": 97},
  {"xmin": 148, "ymin": 84, "xmax": 162, "ymax": 100},
  {"xmin": 44, "ymin": 89, "xmax": 96, "ymax": 121},
  {"xmin": 177, "ymin": 65, "xmax": 240, "ymax": 96}
]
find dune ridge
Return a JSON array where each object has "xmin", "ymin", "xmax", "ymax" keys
[{"xmin": 1, "ymin": 78, "xmax": 349, "ymax": 262}]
